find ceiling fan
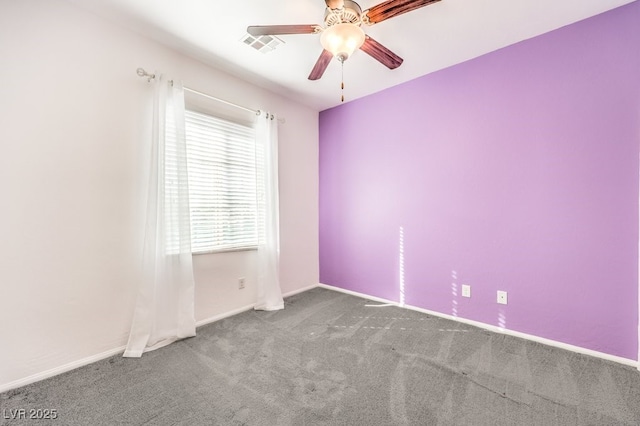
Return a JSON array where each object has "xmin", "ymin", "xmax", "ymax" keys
[{"xmin": 247, "ymin": 0, "xmax": 442, "ymax": 81}]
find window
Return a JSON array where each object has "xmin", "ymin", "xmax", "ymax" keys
[{"xmin": 184, "ymin": 110, "xmax": 259, "ymax": 253}]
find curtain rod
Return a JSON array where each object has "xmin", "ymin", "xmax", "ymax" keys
[
  {"xmin": 136, "ymin": 68, "xmax": 284, "ymax": 123},
  {"xmin": 184, "ymin": 86, "xmax": 257, "ymax": 115}
]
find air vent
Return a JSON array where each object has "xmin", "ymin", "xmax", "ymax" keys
[{"xmin": 240, "ymin": 34, "xmax": 284, "ymax": 53}]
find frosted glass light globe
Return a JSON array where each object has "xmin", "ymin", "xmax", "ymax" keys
[{"xmin": 320, "ymin": 23, "xmax": 365, "ymax": 62}]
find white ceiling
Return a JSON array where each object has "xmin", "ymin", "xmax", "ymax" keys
[{"xmin": 67, "ymin": 0, "xmax": 635, "ymax": 111}]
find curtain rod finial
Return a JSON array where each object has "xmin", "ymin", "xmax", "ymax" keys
[{"xmin": 137, "ymin": 67, "xmax": 155, "ymax": 82}]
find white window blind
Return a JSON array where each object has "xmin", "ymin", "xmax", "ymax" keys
[{"xmin": 184, "ymin": 110, "xmax": 258, "ymax": 253}]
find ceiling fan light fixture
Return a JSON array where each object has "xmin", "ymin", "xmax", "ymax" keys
[{"xmin": 320, "ymin": 23, "xmax": 365, "ymax": 62}]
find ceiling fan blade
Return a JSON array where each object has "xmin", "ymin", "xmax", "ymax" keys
[
  {"xmin": 308, "ymin": 49, "xmax": 334, "ymax": 80},
  {"xmin": 325, "ymin": 0, "xmax": 345, "ymax": 9},
  {"xmin": 359, "ymin": 35, "xmax": 403, "ymax": 69},
  {"xmin": 365, "ymin": 0, "xmax": 441, "ymax": 24},
  {"xmin": 247, "ymin": 25, "xmax": 319, "ymax": 36}
]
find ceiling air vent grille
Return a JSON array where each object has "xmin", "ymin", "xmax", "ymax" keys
[{"xmin": 240, "ymin": 34, "xmax": 284, "ymax": 53}]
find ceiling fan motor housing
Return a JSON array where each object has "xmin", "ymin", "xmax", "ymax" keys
[{"xmin": 324, "ymin": 0, "xmax": 363, "ymax": 27}]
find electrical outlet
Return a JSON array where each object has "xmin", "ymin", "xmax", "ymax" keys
[
  {"xmin": 238, "ymin": 277, "xmax": 246, "ymax": 290},
  {"xmin": 497, "ymin": 290, "xmax": 508, "ymax": 305},
  {"xmin": 462, "ymin": 284, "xmax": 471, "ymax": 298}
]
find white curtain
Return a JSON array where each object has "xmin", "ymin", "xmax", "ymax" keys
[
  {"xmin": 254, "ymin": 111, "xmax": 284, "ymax": 311},
  {"xmin": 124, "ymin": 75, "xmax": 196, "ymax": 357}
]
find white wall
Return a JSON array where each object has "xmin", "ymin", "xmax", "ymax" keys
[{"xmin": 0, "ymin": 0, "xmax": 319, "ymax": 391}]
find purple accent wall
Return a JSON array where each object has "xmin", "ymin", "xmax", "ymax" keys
[{"xmin": 319, "ymin": 2, "xmax": 640, "ymax": 360}]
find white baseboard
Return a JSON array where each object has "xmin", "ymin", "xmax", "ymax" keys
[
  {"xmin": 319, "ymin": 283, "xmax": 638, "ymax": 368},
  {"xmin": 195, "ymin": 283, "xmax": 319, "ymax": 328},
  {"xmin": 196, "ymin": 303, "xmax": 257, "ymax": 328},
  {"xmin": 1, "ymin": 284, "xmax": 321, "ymax": 394},
  {"xmin": 0, "ymin": 345, "xmax": 127, "ymax": 394},
  {"xmin": 283, "ymin": 283, "xmax": 319, "ymax": 298}
]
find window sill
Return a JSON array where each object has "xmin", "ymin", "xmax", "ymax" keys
[{"xmin": 192, "ymin": 246, "xmax": 258, "ymax": 256}]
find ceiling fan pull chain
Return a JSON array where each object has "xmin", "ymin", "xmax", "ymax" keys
[{"xmin": 341, "ymin": 60, "xmax": 345, "ymax": 102}]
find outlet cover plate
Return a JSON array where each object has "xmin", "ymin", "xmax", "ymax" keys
[
  {"xmin": 462, "ymin": 284, "xmax": 471, "ymax": 298},
  {"xmin": 497, "ymin": 290, "xmax": 508, "ymax": 305}
]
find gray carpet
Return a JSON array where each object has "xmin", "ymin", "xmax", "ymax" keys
[{"xmin": 2, "ymin": 287, "xmax": 640, "ymax": 425}]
